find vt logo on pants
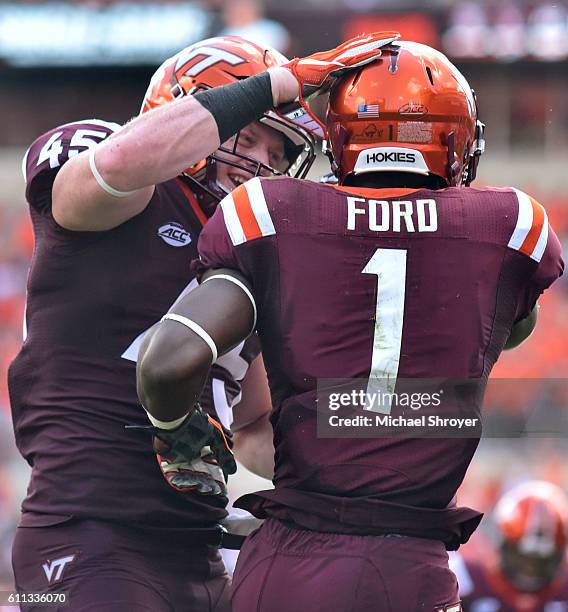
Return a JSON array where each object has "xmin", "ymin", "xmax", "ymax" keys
[{"xmin": 42, "ymin": 555, "xmax": 76, "ymax": 584}]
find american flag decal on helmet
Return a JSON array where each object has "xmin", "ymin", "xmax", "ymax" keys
[{"xmin": 357, "ymin": 104, "xmax": 380, "ymax": 118}]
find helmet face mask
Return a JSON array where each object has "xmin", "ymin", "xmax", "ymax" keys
[
  {"xmin": 500, "ymin": 541, "xmax": 565, "ymax": 592},
  {"xmin": 325, "ymin": 41, "xmax": 485, "ymax": 188},
  {"xmin": 141, "ymin": 36, "xmax": 316, "ymax": 211}
]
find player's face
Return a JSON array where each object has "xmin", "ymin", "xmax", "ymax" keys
[
  {"xmin": 215, "ymin": 121, "xmax": 288, "ymax": 192},
  {"xmin": 501, "ymin": 543, "xmax": 565, "ymax": 592}
]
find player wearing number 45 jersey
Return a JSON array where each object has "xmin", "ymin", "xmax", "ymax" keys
[
  {"xmin": 8, "ymin": 32, "xmax": 393, "ymax": 612},
  {"xmin": 137, "ymin": 40, "xmax": 563, "ymax": 611}
]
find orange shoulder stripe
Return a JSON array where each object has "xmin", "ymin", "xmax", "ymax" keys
[
  {"xmin": 232, "ymin": 184, "xmax": 263, "ymax": 241},
  {"xmin": 519, "ymin": 196, "xmax": 545, "ymax": 257}
]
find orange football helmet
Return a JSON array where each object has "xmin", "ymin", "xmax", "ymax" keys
[
  {"xmin": 494, "ymin": 481, "xmax": 568, "ymax": 592},
  {"xmin": 325, "ymin": 41, "xmax": 485, "ymax": 187},
  {"xmin": 141, "ymin": 36, "xmax": 316, "ymax": 207}
]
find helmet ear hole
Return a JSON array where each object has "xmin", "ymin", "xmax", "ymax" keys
[{"xmin": 425, "ymin": 66, "xmax": 435, "ymax": 86}]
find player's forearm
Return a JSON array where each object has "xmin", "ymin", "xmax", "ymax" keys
[
  {"xmin": 137, "ymin": 326, "xmax": 212, "ymax": 422},
  {"xmin": 233, "ymin": 414, "xmax": 275, "ymax": 480},
  {"xmin": 95, "ymin": 67, "xmax": 298, "ymax": 192},
  {"xmin": 95, "ymin": 97, "xmax": 220, "ymax": 192},
  {"xmin": 138, "ymin": 356, "xmax": 210, "ymax": 422}
]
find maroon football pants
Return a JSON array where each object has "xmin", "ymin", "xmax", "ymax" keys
[
  {"xmin": 232, "ymin": 518, "xmax": 461, "ymax": 612},
  {"xmin": 12, "ymin": 519, "xmax": 230, "ymax": 612}
]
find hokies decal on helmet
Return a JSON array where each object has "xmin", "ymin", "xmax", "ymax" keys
[{"xmin": 353, "ymin": 147, "xmax": 429, "ymax": 176}]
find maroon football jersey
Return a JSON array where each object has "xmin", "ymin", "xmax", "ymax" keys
[
  {"xmin": 8, "ymin": 120, "xmax": 258, "ymax": 529},
  {"xmin": 196, "ymin": 176, "xmax": 563, "ymax": 549},
  {"xmin": 451, "ymin": 553, "xmax": 568, "ymax": 611}
]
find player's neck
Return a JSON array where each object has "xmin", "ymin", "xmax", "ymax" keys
[{"xmin": 343, "ymin": 172, "xmax": 446, "ymax": 190}]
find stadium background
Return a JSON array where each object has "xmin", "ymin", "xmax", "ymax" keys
[{"xmin": 0, "ymin": 0, "xmax": 567, "ymax": 594}]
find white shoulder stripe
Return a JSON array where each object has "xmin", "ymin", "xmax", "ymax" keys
[
  {"xmin": 245, "ymin": 177, "xmax": 276, "ymax": 237},
  {"xmin": 508, "ymin": 188, "xmax": 533, "ymax": 250},
  {"xmin": 531, "ymin": 213, "xmax": 549, "ymax": 262},
  {"xmin": 220, "ymin": 194, "xmax": 246, "ymax": 246}
]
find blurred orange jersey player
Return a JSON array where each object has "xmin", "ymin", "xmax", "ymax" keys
[{"xmin": 453, "ymin": 481, "xmax": 568, "ymax": 611}]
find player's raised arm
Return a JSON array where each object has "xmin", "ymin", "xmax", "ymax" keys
[
  {"xmin": 51, "ymin": 32, "xmax": 397, "ymax": 231},
  {"xmin": 52, "ymin": 71, "xmax": 291, "ymax": 231}
]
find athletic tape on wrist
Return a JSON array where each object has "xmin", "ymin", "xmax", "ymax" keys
[
  {"xmin": 145, "ymin": 410, "xmax": 189, "ymax": 430},
  {"xmin": 160, "ymin": 313, "xmax": 218, "ymax": 363},
  {"xmin": 194, "ymin": 72, "xmax": 273, "ymax": 144},
  {"xmin": 88, "ymin": 146, "xmax": 138, "ymax": 198}
]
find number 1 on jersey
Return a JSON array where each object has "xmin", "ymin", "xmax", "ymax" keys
[{"xmin": 362, "ymin": 248, "xmax": 407, "ymax": 414}]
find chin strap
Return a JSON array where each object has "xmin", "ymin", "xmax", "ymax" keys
[
  {"xmin": 323, "ymin": 124, "xmax": 350, "ymax": 179},
  {"xmin": 463, "ymin": 120, "xmax": 486, "ymax": 187},
  {"xmin": 446, "ymin": 131, "xmax": 461, "ymax": 187}
]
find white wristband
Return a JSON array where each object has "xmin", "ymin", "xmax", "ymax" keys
[
  {"xmin": 88, "ymin": 146, "xmax": 138, "ymax": 198},
  {"xmin": 202, "ymin": 274, "xmax": 257, "ymax": 333},
  {"xmin": 145, "ymin": 409, "xmax": 189, "ymax": 430},
  {"xmin": 160, "ymin": 313, "xmax": 218, "ymax": 363}
]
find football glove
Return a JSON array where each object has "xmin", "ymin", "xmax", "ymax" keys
[
  {"xmin": 157, "ymin": 445, "xmax": 228, "ymax": 496},
  {"xmin": 151, "ymin": 405, "xmax": 237, "ymax": 496},
  {"xmin": 279, "ymin": 31, "xmax": 400, "ymax": 138}
]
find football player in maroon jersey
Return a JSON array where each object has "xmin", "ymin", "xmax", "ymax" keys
[
  {"xmin": 8, "ymin": 32, "xmax": 391, "ymax": 611},
  {"xmin": 137, "ymin": 39, "xmax": 563, "ymax": 610},
  {"xmin": 452, "ymin": 481, "xmax": 568, "ymax": 612}
]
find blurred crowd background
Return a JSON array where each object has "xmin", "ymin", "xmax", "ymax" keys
[{"xmin": 1, "ymin": 0, "xmax": 568, "ymax": 593}]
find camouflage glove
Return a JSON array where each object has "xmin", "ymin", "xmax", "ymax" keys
[{"xmin": 151, "ymin": 405, "xmax": 237, "ymax": 496}]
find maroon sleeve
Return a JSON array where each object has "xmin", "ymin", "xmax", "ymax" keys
[
  {"xmin": 516, "ymin": 220, "xmax": 564, "ymax": 322},
  {"xmin": 23, "ymin": 119, "xmax": 121, "ymax": 215}
]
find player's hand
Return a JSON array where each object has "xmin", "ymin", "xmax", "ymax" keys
[
  {"xmin": 275, "ymin": 31, "xmax": 399, "ymax": 138},
  {"xmin": 285, "ymin": 31, "xmax": 400, "ymax": 101},
  {"xmin": 156, "ymin": 444, "xmax": 228, "ymax": 496},
  {"xmin": 151, "ymin": 405, "xmax": 237, "ymax": 496}
]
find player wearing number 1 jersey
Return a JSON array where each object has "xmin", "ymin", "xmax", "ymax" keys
[{"xmin": 137, "ymin": 41, "xmax": 563, "ymax": 610}]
